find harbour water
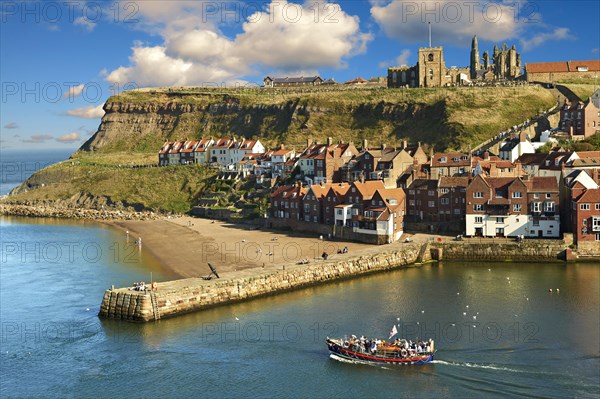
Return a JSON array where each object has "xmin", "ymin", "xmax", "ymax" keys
[
  {"xmin": 1, "ymin": 151, "xmax": 599, "ymax": 398},
  {"xmin": 1, "ymin": 215, "xmax": 599, "ymax": 398}
]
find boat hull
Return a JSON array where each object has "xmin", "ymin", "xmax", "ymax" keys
[{"xmin": 326, "ymin": 339, "xmax": 433, "ymax": 365}]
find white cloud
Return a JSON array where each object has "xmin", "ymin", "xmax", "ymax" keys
[
  {"xmin": 74, "ymin": 16, "xmax": 96, "ymax": 32},
  {"xmin": 520, "ymin": 28, "xmax": 573, "ymax": 51},
  {"xmin": 63, "ymin": 84, "xmax": 85, "ymax": 100},
  {"xmin": 4, "ymin": 122, "xmax": 19, "ymax": 129},
  {"xmin": 592, "ymin": 48, "xmax": 599, "ymax": 54},
  {"xmin": 56, "ymin": 132, "xmax": 81, "ymax": 143},
  {"xmin": 105, "ymin": 1, "xmax": 371, "ymax": 87},
  {"xmin": 371, "ymin": 0, "xmax": 526, "ymax": 44},
  {"xmin": 395, "ymin": 49, "xmax": 412, "ymax": 66},
  {"xmin": 65, "ymin": 104, "xmax": 105, "ymax": 119},
  {"xmin": 22, "ymin": 134, "xmax": 53, "ymax": 143}
]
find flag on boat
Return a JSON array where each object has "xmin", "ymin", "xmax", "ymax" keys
[{"xmin": 389, "ymin": 324, "xmax": 398, "ymax": 340}]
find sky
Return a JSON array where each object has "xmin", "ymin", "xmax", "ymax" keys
[{"xmin": 1, "ymin": 0, "xmax": 599, "ymax": 150}]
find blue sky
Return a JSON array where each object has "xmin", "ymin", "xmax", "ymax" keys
[{"xmin": 1, "ymin": 0, "xmax": 599, "ymax": 150}]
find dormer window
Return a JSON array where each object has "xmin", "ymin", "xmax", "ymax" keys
[
  {"xmin": 453, "ymin": 157, "xmax": 459, "ymax": 162},
  {"xmin": 440, "ymin": 157, "xmax": 447, "ymax": 163},
  {"xmin": 461, "ymin": 156, "xmax": 468, "ymax": 160}
]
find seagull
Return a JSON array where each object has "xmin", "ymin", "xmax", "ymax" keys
[
  {"xmin": 473, "ymin": 316, "xmax": 477, "ymax": 320},
  {"xmin": 241, "ymin": 239, "xmax": 246, "ymax": 243},
  {"xmin": 488, "ymin": 269, "xmax": 491, "ymax": 271},
  {"xmin": 451, "ymin": 323, "xmax": 455, "ymax": 327},
  {"xmin": 421, "ymin": 310, "xmax": 425, "ymax": 314},
  {"xmin": 507, "ymin": 277, "xmax": 510, "ymax": 280},
  {"xmin": 397, "ymin": 317, "xmax": 400, "ymax": 321},
  {"xmin": 466, "ymin": 305, "xmax": 469, "ymax": 308},
  {"xmin": 86, "ymin": 308, "xmax": 90, "ymax": 311},
  {"xmin": 457, "ymin": 292, "xmax": 460, "ymax": 295},
  {"xmin": 463, "ymin": 312, "xmax": 467, "ymax": 316}
]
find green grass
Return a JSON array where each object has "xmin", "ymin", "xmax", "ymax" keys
[{"xmin": 6, "ymin": 154, "xmax": 217, "ymax": 213}]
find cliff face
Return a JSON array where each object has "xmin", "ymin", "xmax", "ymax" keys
[{"xmin": 80, "ymin": 86, "xmax": 557, "ymax": 153}]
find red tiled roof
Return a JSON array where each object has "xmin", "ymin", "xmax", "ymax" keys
[
  {"xmin": 353, "ymin": 180, "xmax": 385, "ymax": 199},
  {"xmin": 439, "ymin": 176, "xmax": 470, "ymax": 187},
  {"xmin": 573, "ymin": 188, "xmax": 600, "ymax": 203},
  {"xmin": 527, "ymin": 176, "xmax": 559, "ymax": 191},
  {"xmin": 431, "ymin": 152, "xmax": 471, "ymax": 167},
  {"xmin": 526, "ymin": 60, "xmax": 600, "ymax": 73}
]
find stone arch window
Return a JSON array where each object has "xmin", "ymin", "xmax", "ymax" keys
[
  {"xmin": 429, "ymin": 69, "xmax": 434, "ymax": 80},
  {"xmin": 410, "ymin": 70, "xmax": 415, "ymax": 78},
  {"xmin": 392, "ymin": 71, "xmax": 397, "ymax": 83},
  {"xmin": 401, "ymin": 71, "xmax": 406, "ymax": 82},
  {"xmin": 428, "ymin": 53, "xmax": 434, "ymax": 62}
]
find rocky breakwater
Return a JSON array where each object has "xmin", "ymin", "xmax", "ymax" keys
[
  {"xmin": 99, "ymin": 243, "xmax": 423, "ymax": 322},
  {"xmin": 0, "ymin": 203, "xmax": 159, "ymax": 220}
]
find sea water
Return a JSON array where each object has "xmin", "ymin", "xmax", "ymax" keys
[{"xmin": 1, "ymin": 151, "xmax": 599, "ymax": 398}]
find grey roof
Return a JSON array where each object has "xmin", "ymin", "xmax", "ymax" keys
[{"xmin": 265, "ymin": 76, "xmax": 322, "ymax": 84}]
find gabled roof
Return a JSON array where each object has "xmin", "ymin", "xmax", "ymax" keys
[
  {"xmin": 168, "ymin": 141, "xmax": 183, "ymax": 153},
  {"xmin": 572, "ymin": 187, "xmax": 600, "ymax": 204},
  {"xmin": 515, "ymin": 153, "xmax": 547, "ymax": 166},
  {"xmin": 327, "ymin": 183, "xmax": 351, "ymax": 197},
  {"xmin": 352, "ymin": 180, "xmax": 385, "ymax": 200},
  {"xmin": 212, "ymin": 138, "xmax": 234, "ymax": 149},
  {"xmin": 194, "ymin": 138, "xmax": 213, "ymax": 152},
  {"xmin": 271, "ymin": 149, "xmax": 294, "ymax": 156},
  {"xmin": 180, "ymin": 140, "xmax": 198, "ymax": 153},
  {"xmin": 159, "ymin": 142, "xmax": 172, "ymax": 154}
]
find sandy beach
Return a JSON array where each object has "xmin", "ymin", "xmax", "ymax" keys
[{"xmin": 105, "ymin": 216, "xmax": 431, "ymax": 279}]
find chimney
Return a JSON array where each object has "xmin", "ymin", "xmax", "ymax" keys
[
  {"xmin": 515, "ymin": 160, "xmax": 522, "ymax": 176},
  {"xmin": 319, "ymin": 180, "xmax": 324, "ymax": 187},
  {"xmin": 363, "ymin": 139, "xmax": 368, "ymax": 150},
  {"xmin": 327, "ymin": 137, "xmax": 333, "ymax": 146},
  {"xmin": 307, "ymin": 138, "xmax": 312, "ymax": 146},
  {"xmin": 360, "ymin": 173, "xmax": 365, "ymax": 183},
  {"xmin": 489, "ymin": 162, "xmax": 497, "ymax": 176},
  {"xmin": 484, "ymin": 150, "xmax": 490, "ymax": 160},
  {"xmin": 382, "ymin": 143, "xmax": 386, "ymax": 150},
  {"xmin": 402, "ymin": 140, "xmax": 408, "ymax": 149},
  {"xmin": 280, "ymin": 144, "xmax": 285, "ymax": 150},
  {"xmin": 519, "ymin": 130, "xmax": 527, "ymax": 143}
]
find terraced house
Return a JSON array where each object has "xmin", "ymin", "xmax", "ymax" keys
[{"xmin": 466, "ymin": 175, "xmax": 559, "ymax": 238}]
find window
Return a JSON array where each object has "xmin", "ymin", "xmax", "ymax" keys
[
  {"xmin": 496, "ymin": 217, "xmax": 505, "ymax": 224},
  {"xmin": 534, "ymin": 193, "xmax": 539, "ymax": 199},
  {"xmin": 409, "ymin": 190, "xmax": 415, "ymax": 195},
  {"xmin": 440, "ymin": 198, "xmax": 449, "ymax": 205},
  {"xmin": 496, "ymin": 190, "xmax": 505, "ymax": 198},
  {"xmin": 348, "ymin": 196, "xmax": 353, "ymax": 203},
  {"xmin": 596, "ymin": 233, "xmax": 600, "ymax": 241},
  {"xmin": 428, "ymin": 190, "xmax": 435, "ymax": 196},
  {"xmin": 580, "ymin": 204, "xmax": 590, "ymax": 210},
  {"xmin": 592, "ymin": 217, "xmax": 600, "ymax": 232},
  {"xmin": 274, "ymin": 201, "xmax": 278, "ymax": 207},
  {"xmin": 454, "ymin": 209, "xmax": 460, "ymax": 215},
  {"xmin": 532, "ymin": 202, "xmax": 541, "ymax": 213},
  {"xmin": 474, "ymin": 192, "xmax": 483, "ymax": 198},
  {"xmin": 544, "ymin": 202, "xmax": 555, "ymax": 213},
  {"xmin": 513, "ymin": 204, "xmax": 522, "ymax": 212},
  {"xmin": 428, "ymin": 53, "xmax": 434, "ymax": 61},
  {"xmin": 313, "ymin": 216, "xmax": 318, "ymax": 222},
  {"xmin": 313, "ymin": 205, "xmax": 317, "ymax": 211},
  {"xmin": 596, "ymin": 204, "xmax": 600, "ymax": 210},
  {"xmin": 512, "ymin": 192, "xmax": 523, "ymax": 198},
  {"xmin": 440, "ymin": 157, "xmax": 447, "ymax": 163},
  {"xmin": 474, "ymin": 204, "xmax": 484, "ymax": 211},
  {"xmin": 546, "ymin": 193, "xmax": 552, "ymax": 199},
  {"xmin": 428, "ymin": 201, "xmax": 435, "ymax": 208},
  {"xmin": 409, "ymin": 200, "xmax": 415, "ymax": 206},
  {"xmin": 336, "ymin": 209, "xmax": 342, "ymax": 215},
  {"xmin": 475, "ymin": 216, "xmax": 483, "ymax": 223},
  {"xmin": 441, "ymin": 188, "xmax": 449, "ymax": 194}
]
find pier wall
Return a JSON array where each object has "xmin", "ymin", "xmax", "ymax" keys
[
  {"xmin": 436, "ymin": 240, "xmax": 567, "ymax": 261},
  {"xmin": 99, "ymin": 243, "xmax": 424, "ymax": 322}
]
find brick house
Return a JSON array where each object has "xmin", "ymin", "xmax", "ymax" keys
[
  {"xmin": 430, "ymin": 153, "xmax": 471, "ymax": 179},
  {"xmin": 323, "ymin": 183, "xmax": 351, "ymax": 225},
  {"xmin": 466, "ymin": 175, "xmax": 559, "ymax": 238},
  {"xmin": 559, "ymin": 99, "xmax": 600, "ymax": 139},
  {"xmin": 302, "ymin": 184, "xmax": 329, "ymax": 223},
  {"xmin": 438, "ymin": 177, "xmax": 469, "ymax": 222},
  {"xmin": 271, "ymin": 183, "xmax": 306, "ymax": 221},
  {"xmin": 570, "ymin": 187, "xmax": 600, "ymax": 244},
  {"xmin": 406, "ymin": 179, "xmax": 439, "ymax": 222},
  {"xmin": 298, "ymin": 139, "xmax": 358, "ymax": 184}
]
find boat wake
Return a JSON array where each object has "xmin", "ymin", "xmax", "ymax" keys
[
  {"xmin": 431, "ymin": 360, "xmax": 522, "ymax": 373},
  {"xmin": 329, "ymin": 354, "xmax": 376, "ymax": 367}
]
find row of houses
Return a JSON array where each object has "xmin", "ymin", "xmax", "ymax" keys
[
  {"xmin": 270, "ymin": 180, "xmax": 406, "ymax": 243},
  {"xmin": 158, "ymin": 138, "xmax": 266, "ymax": 166},
  {"xmin": 157, "ymin": 135, "xmax": 598, "ymax": 246}
]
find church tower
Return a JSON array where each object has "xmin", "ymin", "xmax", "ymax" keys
[{"xmin": 470, "ymin": 35, "xmax": 480, "ymax": 80}]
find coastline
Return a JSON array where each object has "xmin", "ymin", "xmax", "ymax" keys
[{"xmin": 101, "ymin": 216, "xmax": 406, "ymax": 280}]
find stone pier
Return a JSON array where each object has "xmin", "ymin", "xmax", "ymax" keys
[{"xmin": 99, "ymin": 243, "xmax": 424, "ymax": 322}]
